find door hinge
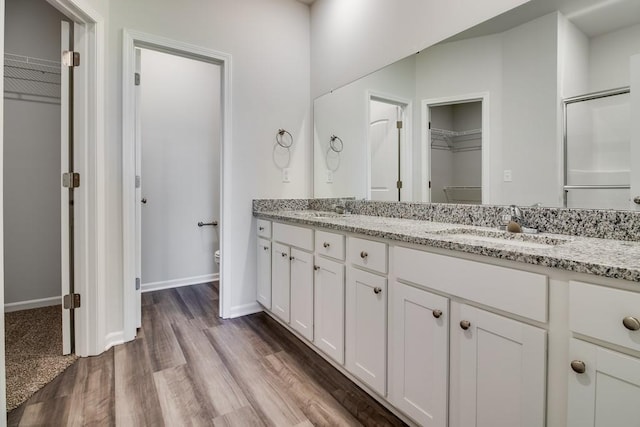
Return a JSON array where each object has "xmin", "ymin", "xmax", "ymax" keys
[
  {"xmin": 397, "ymin": 120, "xmax": 403, "ymax": 129},
  {"xmin": 62, "ymin": 172, "xmax": 80, "ymax": 188},
  {"xmin": 62, "ymin": 51, "xmax": 80, "ymax": 67},
  {"xmin": 135, "ymin": 175, "xmax": 141, "ymax": 188},
  {"xmin": 397, "ymin": 180, "xmax": 403, "ymax": 189},
  {"xmin": 135, "ymin": 277, "xmax": 141, "ymax": 291},
  {"xmin": 135, "ymin": 72, "xmax": 141, "ymax": 86},
  {"xmin": 63, "ymin": 293, "xmax": 81, "ymax": 309}
]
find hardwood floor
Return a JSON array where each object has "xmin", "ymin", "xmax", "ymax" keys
[{"xmin": 7, "ymin": 283, "xmax": 407, "ymax": 426}]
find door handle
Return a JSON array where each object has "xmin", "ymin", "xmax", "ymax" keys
[
  {"xmin": 141, "ymin": 198, "xmax": 147, "ymax": 204},
  {"xmin": 197, "ymin": 220, "xmax": 218, "ymax": 227}
]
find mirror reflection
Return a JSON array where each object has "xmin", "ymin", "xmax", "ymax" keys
[{"xmin": 313, "ymin": 0, "xmax": 640, "ymax": 210}]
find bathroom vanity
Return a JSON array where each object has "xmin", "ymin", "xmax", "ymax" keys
[{"xmin": 253, "ymin": 200, "xmax": 640, "ymax": 427}]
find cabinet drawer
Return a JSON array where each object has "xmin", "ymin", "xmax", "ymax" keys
[
  {"xmin": 257, "ymin": 219, "xmax": 271, "ymax": 238},
  {"xmin": 348, "ymin": 237, "xmax": 387, "ymax": 274},
  {"xmin": 315, "ymin": 230, "xmax": 345, "ymax": 261},
  {"xmin": 570, "ymin": 281, "xmax": 640, "ymax": 352},
  {"xmin": 273, "ymin": 222, "xmax": 313, "ymax": 251},
  {"xmin": 394, "ymin": 246, "xmax": 547, "ymax": 322}
]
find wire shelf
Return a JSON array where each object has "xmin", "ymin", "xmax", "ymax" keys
[{"xmin": 4, "ymin": 53, "xmax": 61, "ymax": 101}]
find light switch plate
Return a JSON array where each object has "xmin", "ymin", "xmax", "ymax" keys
[
  {"xmin": 326, "ymin": 170, "xmax": 333, "ymax": 183},
  {"xmin": 503, "ymin": 169, "xmax": 512, "ymax": 182},
  {"xmin": 282, "ymin": 168, "xmax": 291, "ymax": 183}
]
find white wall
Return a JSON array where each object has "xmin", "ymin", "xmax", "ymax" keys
[
  {"xmin": 139, "ymin": 49, "xmax": 220, "ymax": 288},
  {"xmin": 310, "ymin": 0, "xmax": 530, "ymax": 98},
  {"xmin": 589, "ymin": 23, "xmax": 640, "ymax": 92},
  {"xmin": 104, "ymin": 0, "xmax": 310, "ymax": 334},
  {"xmin": 3, "ymin": 0, "xmax": 69, "ymax": 305}
]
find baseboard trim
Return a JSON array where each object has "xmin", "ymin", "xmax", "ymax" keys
[
  {"xmin": 4, "ymin": 296, "xmax": 60, "ymax": 312},
  {"xmin": 104, "ymin": 331, "xmax": 125, "ymax": 351},
  {"xmin": 226, "ymin": 302, "xmax": 263, "ymax": 319},
  {"xmin": 141, "ymin": 273, "xmax": 219, "ymax": 293}
]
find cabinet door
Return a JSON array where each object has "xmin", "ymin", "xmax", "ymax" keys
[
  {"xmin": 314, "ymin": 256, "xmax": 345, "ymax": 364},
  {"xmin": 568, "ymin": 338, "xmax": 640, "ymax": 427},
  {"xmin": 451, "ymin": 303, "xmax": 546, "ymax": 427},
  {"xmin": 346, "ymin": 267, "xmax": 387, "ymax": 395},
  {"xmin": 256, "ymin": 238, "xmax": 271, "ymax": 309},
  {"xmin": 271, "ymin": 242, "xmax": 290, "ymax": 323},
  {"xmin": 290, "ymin": 249, "xmax": 314, "ymax": 341},
  {"xmin": 389, "ymin": 282, "xmax": 448, "ymax": 427}
]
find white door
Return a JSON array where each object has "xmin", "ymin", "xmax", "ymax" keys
[
  {"xmin": 450, "ymin": 303, "xmax": 546, "ymax": 427},
  {"xmin": 389, "ymin": 282, "xmax": 449, "ymax": 427},
  {"xmin": 346, "ymin": 267, "xmax": 387, "ymax": 395},
  {"xmin": 256, "ymin": 238, "xmax": 271, "ymax": 309},
  {"xmin": 290, "ymin": 249, "xmax": 314, "ymax": 341},
  {"xmin": 631, "ymin": 53, "xmax": 640, "ymax": 210},
  {"xmin": 134, "ymin": 48, "xmax": 142, "ymax": 328},
  {"xmin": 271, "ymin": 242, "xmax": 291, "ymax": 323},
  {"xmin": 568, "ymin": 338, "xmax": 640, "ymax": 427},
  {"xmin": 139, "ymin": 49, "xmax": 220, "ymax": 292},
  {"xmin": 313, "ymin": 256, "xmax": 345, "ymax": 364},
  {"xmin": 370, "ymin": 100, "xmax": 401, "ymax": 201},
  {"xmin": 60, "ymin": 20, "xmax": 74, "ymax": 355}
]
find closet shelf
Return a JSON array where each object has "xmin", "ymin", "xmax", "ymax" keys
[
  {"xmin": 430, "ymin": 127, "xmax": 482, "ymax": 151},
  {"xmin": 4, "ymin": 53, "xmax": 61, "ymax": 102}
]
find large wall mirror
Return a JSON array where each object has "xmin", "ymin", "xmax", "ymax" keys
[{"xmin": 313, "ymin": 0, "xmax": 640, "ymax": 210}]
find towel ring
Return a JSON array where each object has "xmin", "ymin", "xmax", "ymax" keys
[
  {"xmin": 329, "ymin": 135, "xmax": 344, "ymax": 153},
  {"xmin": 276, "ymin": 129, "xmax": 293, "ymax": 148}
]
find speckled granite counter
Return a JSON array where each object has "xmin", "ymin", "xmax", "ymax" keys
[{"xmin": 254, "ymin": 209, "xmax": 640, "ymax": 283}]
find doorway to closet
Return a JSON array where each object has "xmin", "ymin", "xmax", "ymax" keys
[
  {"xmin": 3, "ymin": 0, "xmax": 78, "ymax": 412},
  {"xmin": 132, "ymin": 47, "xmax": 222, "ymax": 329}
]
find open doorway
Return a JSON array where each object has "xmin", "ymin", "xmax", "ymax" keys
[
  {"xmin": 135, "ymin": 48, "xmax": 221, "ymax": 325},
  {"xmin": 122, "ymin": 31, "xmax": 231, "ymax": 340},
  {"xmin": 368, "ymin": 95, "xmax": 411, "ymax": 201},
  {"xmin": 423, "ymin": 94, "xmax": 489, "ymax": 204}
]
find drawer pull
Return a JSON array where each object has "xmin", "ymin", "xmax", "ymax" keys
[
  {"xmin": 281, "ymin": 252, "xmax": 287, "ymax": 258},
  {"xmin": 314, "ymin": 265, "xmax": 320, "ymax": 271},
  {"xmin": 360, "ymin": 251, "xmax": 368, "ymax": 259},
  {"xmin": 432, "ymin": 309, "xmax": 443, "ymax": 319},
  {"xmin": 323, "ymin": 242, "xmax": 330, "ymax": 248},
  {"xmin": 259, "ymin": 226, "xmax": 265, "ymax": 231},
  {"xmin": 570, "ymin": 360, "xmax": 586, "ymax": 374},
  {"xmin": 622, "ymin": 316, "xmax": 640, "ymax": 331},
  {"xmin": 373, "ymin": 287, "xmax": 382, "ymax": 295},
  {"xmin": 460, "ymin": 320, "xmax": 471, "ymax": 330},
  {"xmin": 263, "ymin": 246, "xmax": 269, "ymax": 251}
]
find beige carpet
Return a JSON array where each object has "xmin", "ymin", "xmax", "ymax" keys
[{"xmin": 5, "ymin": 305, "xmax": 78, "ymax": 412}]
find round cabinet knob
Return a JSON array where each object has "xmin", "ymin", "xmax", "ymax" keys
[
  {"xmin": 622, "ymin": 316, "xmax": 640, "ymax": 331},
  {"xmin": 373, "ymin": 287, "xmax": 382, "ymax": 294},
  {"xmin": 323, "ymin": 242, "xmax": 330, "ymax": 248},
  {"xmin": 314, "ymin": 265, "xmax": 320, "ymax": 271},
  {"xmin": 460, "ymin": 320, "xmax": 471, "ymax": 330},
  {"xmin": 281, "ymin": 252, "xmax": 287, "ymax": 258},
  {"xmin": 571, "ymin": 360, "xmax": 586, "ymax": 374},
  {"xmin": 360, "ymin": 251, "xmax": 368, "ymax": 259},
  {"xmin": 432, "ymin": 309, "xmax": 443, "ymax": 319},
  {"xmin": 634, "ymin": 196, "xmax": 640, "ymax": 205}
]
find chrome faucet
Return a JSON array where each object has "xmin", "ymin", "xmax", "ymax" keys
[{"xmin": 508, "ymin": 204, "xmax": 538, "ymax": 234}]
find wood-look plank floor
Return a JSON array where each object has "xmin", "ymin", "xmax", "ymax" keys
[{"xmin": 8, "ymin": 283, "xmax": 407, "ymax": 426}]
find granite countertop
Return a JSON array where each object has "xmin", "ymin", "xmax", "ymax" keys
[{"xmin": 255, "ymin": 210, "xmax": 640, "ymax": 283}]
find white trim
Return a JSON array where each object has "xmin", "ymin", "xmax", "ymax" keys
[
  {"xmin": 122, "ymin": 29, "xmax": 233, "ymax": 342},
  {"xmin": 141, "ymin": 274, "xmax": 219, "ymax": 293},
  {"xmin": 421, "ymin": 93, "xmax": 490, "ymax": 203},
  {"xmin": 104, "ymin": 331, "xmax": 125, "ymax": 351},
  {"xmin": 226, "ymin": 302, "xmax": 263, "ymax": 319},
  {"xmin": 4, "ymin": 296, "xmax": 61, "ymax": 312},
  {"xmin": 0, "ymin": 0, "xmax": 6, "ymax": 416}
]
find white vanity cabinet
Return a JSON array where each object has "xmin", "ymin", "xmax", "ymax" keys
[
  {"xmin": 389, "ymin": 281, "xmax": 449, "ymax": 427},
  {"xmin": 271, "ymin": 223, "xmax": 314, "ymax": 331},
  {"xmin": 450, "ymin": 303, "xmax": 546, "ymax": 427},
  {"xmin": 256, "ymin": 219, "xmax": 272, "ymax": 309},
  {"xmin": 314, "ymin": 255, "xmax": 345, "ymax": 364},
  {"xmin": 345, "ymin": 237, "xmax": 388, "ymax": 396},
  {"xmin": 568, "ymin": 281, "xmax": 640, "ymax": 427}
]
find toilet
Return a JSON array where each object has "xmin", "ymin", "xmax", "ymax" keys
[{"xmin": 214, "ymin": 249, "xmax": 220, "ymax": 265}]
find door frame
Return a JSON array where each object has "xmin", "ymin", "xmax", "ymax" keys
[
  {"xmin": 121, "ymin": 30, "xmax": 232, "ymax": 341},
  {"xmin": 0, "ymin": 0, "xmax": 105, "ymax": 413},
  {"xmin": 365, "ymin": 91, "xmax": 413, "ymax": 201},
  {"xmin": 421, "ymin": 93, "xmax": 490, "ymax": 203}
]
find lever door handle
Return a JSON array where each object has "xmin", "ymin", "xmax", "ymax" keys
[{"xmin": 198, "ymin": 221, "xmax": 218, "ymax": 227}]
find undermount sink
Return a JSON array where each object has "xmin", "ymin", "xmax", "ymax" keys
[
  {"xmin": 291, "ymin": 211, "xmax": 342, "ymax": 219},
  {"xmin": 432, "ymin": 228, "xmax": 572, "ymax": 249}
]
